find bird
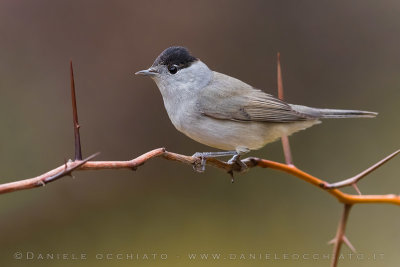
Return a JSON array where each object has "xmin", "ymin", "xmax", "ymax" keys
[{"xmin": 136, "ymin": 46, "xmax": 377, "ymax": 172}]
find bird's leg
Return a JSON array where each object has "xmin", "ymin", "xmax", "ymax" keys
[
  {"xmin": 192, "ymin": 151, "xmax": 237, "ymax": 172},
  {"xmin": 192, "ymin": 149, "xmax": 249, "ymax": 174}
]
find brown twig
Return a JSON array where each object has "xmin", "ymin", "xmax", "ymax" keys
[
  {"xmin": 322, "ymin": 149, "xmax": 400, "ymax": 190},
  {"xmin": 70, "ymin": 60, "xmax": 82, "ymax": 161},
  {"xmin": 250, "ymin": 154, "xmax": 400, "ymax": 205},
  {"xmin": 1, "ymin": 148, "xmax": 399, "ymax": 206},
  {"xmin": 277, "ymin": 52, "xmax": 293, "ymax": 166},
  {"xmin": 330, "ymin": 204, "xmax": 353, "ymax": 267},
  {"xmin": 0, "ymin": 153, "xmax": 99, "ymax": 194}
]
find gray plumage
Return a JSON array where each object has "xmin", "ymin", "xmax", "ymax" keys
[{"xmin": 136, "ymin": 46, "xmax": 377, "ymax": 153}]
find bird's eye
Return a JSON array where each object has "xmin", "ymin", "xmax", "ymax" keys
[{"xmin": 168, "ymin": 65, "xmax": 178, "ymax": 74}]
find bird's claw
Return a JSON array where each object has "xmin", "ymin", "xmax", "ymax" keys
[
  {"xmin": 192, "ymin": 152, "xmax": 207, "ymax": 173},
  {"xmin": 227, "ymin": 154, "xmax": 248, "ymax": 173},
  {"xmin": 192, "ymin": 151, "xmax": 248, "ymax": 173}
]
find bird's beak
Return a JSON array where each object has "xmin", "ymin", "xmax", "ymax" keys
[{"xmin": 135, "ymin": 68, "xmax": 158, "ymax": 76}]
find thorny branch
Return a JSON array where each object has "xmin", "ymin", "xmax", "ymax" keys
[
  {"xmin": 0, "ymin": 148, "xmax": 399, "ymax": 205},
  {"xmin": 275, "ymin": 53, "xmax": 396, "ymax": 267},
  {"xmin": 322, "ymin": 149, "xmax": 400, "ymax": 190},
  {"xmin": 330, "ymin": 204, "xmax": 353, "ymax": 267},
  {"xmin": 0, "ymin": 58, "xmax": 398, "ymax": 267}
]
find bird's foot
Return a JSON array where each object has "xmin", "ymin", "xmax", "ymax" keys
[
  {"xmin": 227, "ymin": 154, "xmax": 248, "ymax": 173},
  {"xmin": 192, "ymin": 151, "xmax": 238, "ymax": 173},
  {"xmin": 192, "ymin": 152, "xmax": 208, "ymax": 173}
]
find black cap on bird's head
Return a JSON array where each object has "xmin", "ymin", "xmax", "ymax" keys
[
  {"xmin": 152, "ymin": 46, "xmax": 198, "ymax": 68},
  {"xmin": 136, "ymin": 46, "xmax": 198, "ymax": 76}
]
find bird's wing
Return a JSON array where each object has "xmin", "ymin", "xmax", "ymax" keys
[{"xmin": 196, "ymin": 72, "xmax": 312, "ymax": 122}]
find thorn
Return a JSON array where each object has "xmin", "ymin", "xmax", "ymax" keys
[
  {"xmin": 327, "ymin": 235, "xmax": 356, "ymax": 253},
  {"xmin": 343, "ymin": 235, "xmax": 357, "ymax": 253},
  {"xmin": 38, "ymin": 180, "xmax": 45, "ymax": 187},
  {"xmin": 352, "ymin": 183, "xmax": 362, "ymax": 195},
  {"xmin": 327, "ymin": 237, "xmax": 336, "ymax": 245},
  {"xmin": 324, "ymin": 149, "xmax": 400, "ymax": 190},
  {"xmin": 70, "ymin": 60, "xmax": 83, "ymax": 161},
  {"xmin": 351, "ymin": 149, "xmax": 400, "ymax": 183},
  {"xmin": 277, "ymin": 52, "xmax": 284, "ymax": 100},
  {"xmin": 276, "ymin": 52, "xmax": 293, "ymax": 165},
  {"xmin": 43, "ymin": 152, "xmax": 99, "ymax": 183}
]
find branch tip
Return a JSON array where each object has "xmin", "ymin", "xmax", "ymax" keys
[
  {"xmin": 324, "ymin": 149, "xmax": 400, "ymax": 190},
  {"xmin": 277, "ymin": 52, "xmax": 284, "ymax": 100}
]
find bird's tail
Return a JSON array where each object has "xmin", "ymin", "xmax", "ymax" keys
[{"xmin": 290, "ymin": 104, "xmax": 378, "ymax": 119}]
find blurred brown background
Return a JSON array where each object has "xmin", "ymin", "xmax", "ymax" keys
[{"xmin": 0, "ymin": 1, "xmax": 399, "ymax": 266}]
